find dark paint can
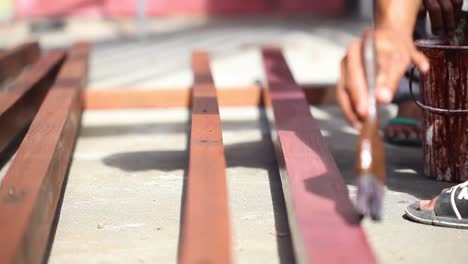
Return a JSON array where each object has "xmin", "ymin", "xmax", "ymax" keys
[{"xmin": 410, "ymin": 39, "xmax": 467, "ymax": 182}]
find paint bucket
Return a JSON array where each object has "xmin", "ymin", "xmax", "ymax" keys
[{"xmin": 410, "ymin": 39, "xmax": 467, "ymax": 183}]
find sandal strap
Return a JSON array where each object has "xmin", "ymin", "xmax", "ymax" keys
[
  {"xmin": 387, "ymin": 117, "xmax": 421, "ymax": 126},
  {"xmin": 435, "ymin": 182, "xmax": 468, "ymax": 219}
]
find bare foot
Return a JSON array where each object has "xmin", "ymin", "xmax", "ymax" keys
[{"xmin": 384, "ymin": 100, "xmax": 424, "ymax": 141}]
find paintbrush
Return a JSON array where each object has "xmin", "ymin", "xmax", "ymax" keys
[{"xmin": 355, "ymin": 33, "xmax": 386, "ymax": 221}]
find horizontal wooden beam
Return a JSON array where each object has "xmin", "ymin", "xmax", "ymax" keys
[
  {"xmin": 0, "ymin": 50, "xmax": 65, "ymax": 155},
  {"xmin": 262, "ymin": 48, "xmax": 376, "ymax": 264},
  {"xmin": 0, "ymin": 43, "xmax": 90, "ymax": 264},
  {"xmin": 0, "ymin": 42, "xmax": 40, "ymax": 84},
  {"xmin": 82, "ymin": 84, "xmax": 336, "ymax": 110},
  {"xmin": 179, "ymin": 51, "xmax": 231, "ymax": 263}
]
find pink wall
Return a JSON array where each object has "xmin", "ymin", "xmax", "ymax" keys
[{"xmin": 14, "ymin": 0, "xmax": 345, "ymax": 19}]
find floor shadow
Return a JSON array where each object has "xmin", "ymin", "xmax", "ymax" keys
[
  {"xmin": 258, "ymin": 108, "xmax": 295, "ymax": 264},
  {"xmin": 223, "ymin": 109, "xmax": 295, "ymax": 263},
  {"xmin": 176, "ymin": 110, "xmax": 191, "ymax": 262},
  {"xmin": 103, "ymin": 150, "xmax": 187, "ymax": 172},
  {"xmin": 0, "ymin": 127, "xmax": 28, "ymax": 170}
]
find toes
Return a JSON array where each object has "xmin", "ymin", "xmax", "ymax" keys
[
  {"xmin": 385, "ymin": 125, "xmax": 403, "ymax": 139},
  {"xmin": 384, "ymin": 125, "xmax": 395, "ymax": 138},
  {"xmin": 390, "ymin": 125, "xmax": 422, "ymax": 140},
  {"xmin": 419, "ymin": 200, "xmax": 431, "ymax": 210},
  {"xmin": 394, "ymin": 126, "xmax": 407, "ymax": 139},
  {"xmin": 403, "ymin": 126, "xmax": 418, "ymax": 140},
  {"xmin": 419, "ymin": 194, "xmax": 441, "ymax": 211}
]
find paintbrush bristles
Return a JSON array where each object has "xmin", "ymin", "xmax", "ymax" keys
[{"xmin": 355, "ymin": 119, "xmax": 386, "ymax": 220}]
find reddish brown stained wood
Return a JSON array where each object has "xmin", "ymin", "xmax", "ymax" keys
[
  {"xmin": 0, "ymin": 43, "xmax": 89, "ymax": 264},
  {"xmin": 0, "ymin": 51, "xmax": 65, "ymax": 154},
  {"xmin": 262, "ymin": 48, "xmax": 376, "ymax": 264},
  {"xmin": 82, "ymin": 85, "xmax": 336, "ymax": 110},
  {"xmin": 179, "ymin": 51, "xmax": 231, "ymax": 264},
  {"xmin": 0, "ymin": 42, "xmax": 40, "ymax": 83}
]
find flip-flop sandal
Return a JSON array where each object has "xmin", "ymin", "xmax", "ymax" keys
[
  {"xmin": 405, "ymin": 181, "xmax": 468, "ymax": 229},
  {"xmin": 384, "ymin": 117, "xmax": 422, "ymax": 147}
]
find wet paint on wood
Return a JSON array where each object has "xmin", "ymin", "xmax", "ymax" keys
[{"xmin": 262, "ymin": 48, "xmax": 376, "ymax": 264}]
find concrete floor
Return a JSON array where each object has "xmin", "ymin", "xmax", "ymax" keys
[
  {"xmin": 47, "ymin": 108, "xmax": 293, "ymax": 264},
  {"xmin": 42, "ymin": 106, "xmax": 468, "ymax": 264}
]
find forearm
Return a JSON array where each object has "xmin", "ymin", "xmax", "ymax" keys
[{"xmin": 376, "ymin": 0, "xmax": 422, "ymax": 37}]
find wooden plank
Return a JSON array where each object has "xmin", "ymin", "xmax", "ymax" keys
[
  {"xmin": 0, "ymin": 42, "xmax": 40, "ymax": 83},
  {"xmin": 82, "ymin": 84, "xmax": 336, "ymax": 109},
  {"xmin": 261, "ymin": 48, "xmax": 376, "ymax": 264},
  {"xmin": 0, "ymin": 50, "xmax": 65, "ymax": 155},
  {"xmin": 0, "ymin": 43, "xmax": 89, "ymax": 264},
  {"xmin": 179, "ymin": 51, "xmax": 231, "ymax": 264}
]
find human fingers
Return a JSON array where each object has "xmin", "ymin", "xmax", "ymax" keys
[
  {"xmin": 452, "ymin": 0, "xmax": 464, "ymax": 21},
  {"xmin": 425, "ymin": 0, "xmax": 445, "ymax": 35},
  {"xmin": 345, "ymin": 38, "xmax": 368, "ymax": 119},
  {"xmin": 374, "ymin": 43, "xmax": 408, "ymax": 104},
  {"xmin": 410, "ymin": 48, "xmax": 430, "ymax": 74},
  {"xmin": 337, "ymin": 57, "xmax": 362, "ymax": 130},
  {"xmin": 439, "ymin": 0, "xmax": 456, "ymax": 34}
]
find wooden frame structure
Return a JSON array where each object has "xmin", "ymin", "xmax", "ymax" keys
[{"xmin": 0, "ymin": 43, "xmax": 375, "ymax": 263}]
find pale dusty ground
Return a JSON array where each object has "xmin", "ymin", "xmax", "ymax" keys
[{"xmin": 0, "ymin": 17, "xmax": 365, "ymax": 88}]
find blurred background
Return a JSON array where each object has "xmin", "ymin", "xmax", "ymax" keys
[{"xmin": 0, "ymin": 0, "xmax": 373, "ymax": 89}]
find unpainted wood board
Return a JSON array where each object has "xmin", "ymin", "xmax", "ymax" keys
[
  {"xmin": 0, "ymin": 43, "xmax": 89, "ymax": 264},
  {"xmin": 0, "ymin": 51, "xmax": 65, "ymax": 155},
  {"xmin": 262, "ymin": 48, "xmax": 377, "ymax": 264},
  {"xmin": 82, "ymin": 85, "xmax": 336, "ymax": 110},
  {"xmin": 178, "ymin": 51, "xmax": 231, "ymax": 264}
]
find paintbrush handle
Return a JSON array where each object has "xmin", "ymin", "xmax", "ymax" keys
[
  {"xmin": 354, "ymin": 33, "xmax": 387, "ymax": 220},
  {"xmin": 363, "ymin": 34, "xmax": 377, "ymax": 119},
  {"xmin": 356, "ymin": 33, "xmax": 386, "ymax": 182}
]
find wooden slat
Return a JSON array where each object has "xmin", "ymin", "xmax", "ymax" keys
[
  {"xmin": 0, "ymin": 42, "xmax": 40, "ymax": 83},
  {"xmin": 261, "ymin": 48, "xmax": 376, "ymax": 264},
  {"xmin": 0, "ymin": 43, "xmax": 89, "ymax": 264},
  {"xmin": 0, "ymin": 50, "xmax": 65, "ymax": 155},
  {"xmin": 179, "ymin": 51, "xmax": 231, "ymax": 263},
  {"xmin": 82, "ymin": 85, "xmax": 336, "ymax": 110}
]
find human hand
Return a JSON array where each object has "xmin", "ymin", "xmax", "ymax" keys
[
  {"xmin": 423, "ymin": 0, "xmax": 464, "ymax": 36},
  {"xmin": 337, "ymin": 30, "xmax": 430, "ymax": 130}
]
